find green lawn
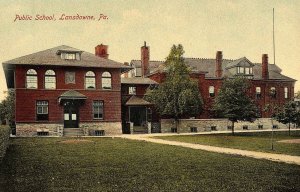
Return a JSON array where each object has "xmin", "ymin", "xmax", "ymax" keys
[
  {"xmin": 155, "ymin": 131, "xmax": 300, "ymax": 156},
  {"xmin": 0, "ymin": 137, "xmax": 299, "ymax": 192}
]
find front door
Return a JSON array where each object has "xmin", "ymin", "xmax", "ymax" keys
[{"xmin": 64, "ymin": 101, "xmax": 79, "ymax": 128}]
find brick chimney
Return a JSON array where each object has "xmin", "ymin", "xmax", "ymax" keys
[
  {"xmin": 95, "ymin": 44, "xmax": 109, "ymax": 59},
  {"xmin": 215, "ymin": 51, "xmax": 223, "ymax": 78},
  {"xmin": 141, "ymin": 41, "xmax": 150, "ymax": 77},
  {"xmin": 262, "ymin": 54, "xmax": 269, "ymax": 79}
]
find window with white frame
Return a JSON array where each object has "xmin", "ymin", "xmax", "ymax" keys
[
  {"xmin": 36, "ymin": 101, "xmax": 48, "ymax": 120},
  {"xmin": 85, "ymin": 71, "xmax": 96, "ymax": 89},
  {"xmin": 209, "ymin": 86, "xmax": 215, "ymax": 97},
  {"xmin": 284, "ymin": 87, "xmax": 288, "ymax": 99},
  {"xmin": 93, "ymin": 101, "xmax": 103, "ymax": 119},
  {"xmin": 45, "ymin": 70, "xmax": 56, "ymax": 89},
  {"xmin": 129, "ymin": 86, "xmax": 136, "ymax": 95},
  {"xmin": 256, "ymin": 87, "xmax": 261, "ymax": 99},
  {"xmin": 102, "ymin": 72, "xmax": 112, "ymax": 90},
  {"xmin": 26, "ymin": 69, "xmax": 37, "ymax": 89},
  {"xmin": 64, "ymin": 53, "xmax": 76, "ymax": 60}
]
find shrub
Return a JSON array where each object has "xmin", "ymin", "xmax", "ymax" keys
[{"xmin": 0, "ymin": 126, "xmax": 10, "ymax": 162}]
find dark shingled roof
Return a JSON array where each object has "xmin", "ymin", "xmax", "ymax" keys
[
  {"xmin": 3, "ymin": 45, "xmax": 131, "ymax": 72},
  {"xmin": 121, "ymin": 77, "xmax": 158, "ymax": 85},
  {"xmin": 142, "ymin": 57, "xmax": 294, "ymax": 81},
  {"xmin": 125, "ymin": 95, "xmax": 152, "ymax": 106}
]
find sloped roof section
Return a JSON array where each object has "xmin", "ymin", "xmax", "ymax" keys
[
  {"xmin": 59, "ymin": 90, "xmax": 87, "ymax": 100},
  {"xmin": 121, "ymin": 77, "xmax": 158, "ymax": 85},
  {"xmin": 125, "ymin": 95, "xmax": 152, "ymax": 106},
  {"xmin": 3, "ymin": 45, "xmax": 131, "ymax": 71},
  {"xmin": 225, "ymin": 57, "xmax": 254, "ymax": 69},
  {"xmin": 143, "ymin": 57, "xmax": 293, "ymax": 81}
]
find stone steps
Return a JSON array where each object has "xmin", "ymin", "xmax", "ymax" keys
[{"xmin": 63, "ymin": 128, "xmax": 84, "ymax": 137}]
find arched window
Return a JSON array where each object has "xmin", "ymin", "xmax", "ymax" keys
[
  {"xmin": 26, "ymin": 69, "xmax": 37, "ymax": 89},
  {"xmin": 102, "ymin": 72, "xmax": 112, "ymax": 90},
  {"xmin": 85, "ymin": 71, "xmax": 95, "ymax": 89},
  {"xmin": 45, "ymin": 70, "xmax": 56, "ymax": 89}
]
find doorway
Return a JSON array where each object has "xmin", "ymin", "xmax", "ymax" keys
[{"xmin": 63, "ymin": 101, "xmax": 79, "ymax": 128}]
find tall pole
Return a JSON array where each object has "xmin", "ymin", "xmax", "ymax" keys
[
  {"xmin": 273, "ymin": 8, "xmax": 276, "ymax": 66},
  {"xmin": 271, "ymin": 8, "xmax": 275, "ymax": 150}
]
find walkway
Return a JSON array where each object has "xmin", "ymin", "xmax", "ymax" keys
[{"xmin": 120, "ymin": 130, "xmax": 300, "ymax": 166}]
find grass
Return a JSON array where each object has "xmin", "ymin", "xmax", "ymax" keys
[
  {"xmin": 154, "ymin": 130, "xmax": 300, "ymax": 156},
  {"xmin": 0, "ymin": 137, "xmax": 299, "ymax": 192}
]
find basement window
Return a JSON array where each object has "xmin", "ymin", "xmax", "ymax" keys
[
  {"xmin": 190, "ymin": 127, "xmax": 197, "ymax": 133},
  {"xmin": 273, "ymin": 125, "xmax": 278, "ymax": 129},
  {"xmin": 171, "ymin": 127, "xmax": 177, "ymax": 133},
  {"xmin": 211, "ymin": 126, "xmax": 217, "ymax": 131},
  {"xmin": 258, "ymin": 125, "xmax": 263, "ymax": 129},
  {"xmin": 95, "ymin": 130, "xmax": 105, "ymax": 136}
]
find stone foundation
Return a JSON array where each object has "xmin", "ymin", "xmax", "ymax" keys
[
  {"xmin": 80, "ymin": 122, "xmax": 122, "ymax": 136},
  {"xmin": 16, "ymin": 123, "xmax": 63, "ymax": 137},
  {"xmin": 161, "ymin": 118, "xmax": 296, "ymax": 133}
]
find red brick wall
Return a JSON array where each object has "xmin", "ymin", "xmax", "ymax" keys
[
  {"xmin": 15, "ymin": 65, "xmax": 121, "ymax": 123},
  {"xmin": 148, "ymin": 71, "xmax": 295, "ymax": 119}
]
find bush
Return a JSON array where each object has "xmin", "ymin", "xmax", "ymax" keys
[{"xmin": 0, "ymin": 126, "xmax": 10, "ymax": 162}]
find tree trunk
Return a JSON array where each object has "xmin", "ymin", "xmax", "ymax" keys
[
  {"xmin": 288, "ymin": 122, "xmax": 291, "ymax": 136},
  {"xmin": 231, "ymin": 121, "xmax": 235, "ymax": 136}
]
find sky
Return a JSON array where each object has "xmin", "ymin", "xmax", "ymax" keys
[{"xmin": 0, "ymin": 0, "xmax": 299, "ymax": 100}]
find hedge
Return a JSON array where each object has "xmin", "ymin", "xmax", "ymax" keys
[{"xmin": 0, "ymin": 126, "xmax": 10, "ymax": 162}]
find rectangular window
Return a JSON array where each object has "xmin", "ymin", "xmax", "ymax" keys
[
  {"xmin": 65, "ymin": 53, "xmax": 76, "ymax": 60},
  {"xmin": 36, "ymin": 101, "xmax": 48, "ymax": 121},
  {"xmin": 209, "ymin": 86, "xmax": 215, "ymax": 97},
  {"xmin": 284, "ymin": 87, "xmax": 288, "ymax": 99},
  {"xmin": 93, "ymin": 101, "xmax": 104, "ymax": 119},
  {"xmin": 270, "ymin": 87, "xmax": 276, "ymax": 99},
  {"xmin": 245, "ymin": 67, "xmax": 250, "ymax": 74},
  {"xmin": 256, "ymin": 87, "xmax": 261, "ymax": 99},
  {"xmin": 237, "ymin": 66, "xmax": 244, "ymax": 74},
  {"xmin": 190, "ymin": 127, "xmax": 197, "ymax": 133},
  {"xmin": 129, "ymin": 86, "xmax": 136, "ymax": 95}
]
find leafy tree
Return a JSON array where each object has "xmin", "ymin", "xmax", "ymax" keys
[
  {"xmin": 0, "ymin": 90, "xmax": 15, "ymax": 125},
  {"xmin": 212, "ymin": 77, "xmax": 258, "ymax": 135},
  {"xmin": 146, "ymin": 44, "xmax": 203, "ymax": 131},
  {"xmin": 295, "ymin": 91, "xmax": 300, "ymax": 99},
  {"xmin": 274, "ymin": 101, "xmax": 300, "ymax": 136}
]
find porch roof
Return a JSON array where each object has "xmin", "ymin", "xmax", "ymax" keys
[
  {"xmin": 59, "ymin": 90, "xmax": 87, "ymax": 101},
  {"xmin": 125, "ymin": 96, "xmax": 152, "ymax": 106}
]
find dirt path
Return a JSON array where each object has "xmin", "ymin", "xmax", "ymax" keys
[{"xmin": 121, "ymin": 134, "xmax": 300, "ymax": 166}]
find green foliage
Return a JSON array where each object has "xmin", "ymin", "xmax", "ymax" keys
[
  {"xmin": 0, "ymin": 126, "xmax": 10, "ymax": 162},
  {"xmin": 0, "ymin": 89, "xmax": 15, "ymax": 124},
  {"xmin": 146, "ymin": 44, "xmax": 203, "ymax": 119},
  {"xmin": 274, "ymin": 101, "xmax": 300, "ymax": 134},
  {"xmin": 295, "ymin": 91, "xmax": 300, "ymax": 99},
  {"xmin": 213, "ymin": 77, "xmax": 258, "ymax": 134}
]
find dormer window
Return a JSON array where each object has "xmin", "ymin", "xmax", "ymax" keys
[
  {"xmin": 58, "ymin": 50, "xmax": 81, "ymax": 60},
  {"xmin": 237, "ymin": 67, "xmax": 253, "ymax": 75},
  {"xmin": 65, "ymin": 53, "xmax": 75, "ymax": 60}
]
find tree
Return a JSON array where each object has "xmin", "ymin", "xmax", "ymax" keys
[
  {"xmin": 0, "ymin": 90, "xmax": 15, "ymax": 125},
  {"xmin": 212, "ymin": 77, "xmax": 258, "ymax": 135},
  {"xmin": 146, "ymin": 44, "xmax": 203, "ymax": 131},
  {"xmin": 295, "ymin": 91, "xmax": 300, "ymax": 99},
  {"xmin": 274, "ymin": 101, "xmax": 300, "ymax": 136}
]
